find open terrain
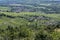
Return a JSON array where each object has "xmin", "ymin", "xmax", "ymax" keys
[{"xmin": 0, "ymin": 0, "xmax": 60, "ymax": 40}]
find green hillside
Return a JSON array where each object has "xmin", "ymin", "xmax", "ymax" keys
[
  {"xmin": 0, "ymin": 12, "xmax": 60, "ymax": 40},
  {"xmin": 0, "ymin": 0, "xmax": 60, "ymax": 40}
]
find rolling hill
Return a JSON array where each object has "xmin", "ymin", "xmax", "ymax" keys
[{"xmin": 0, "ymin": 0, "xmax": 60, "ymax": 4}]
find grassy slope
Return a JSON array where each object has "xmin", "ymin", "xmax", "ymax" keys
[
  {"xmin": 0, "ymin": 6, "xmax": 10, "ymax": 11},
  {"xmin": 0, "ymin": 12, "xmax": 60, "ymax": 40},
  {"xmin": 0, "ymin": 12, "xmax": 60, "ymax": 29},
  {"xmin": 1, "ymin": 12, "xmax": 60, "ymax": 20}
]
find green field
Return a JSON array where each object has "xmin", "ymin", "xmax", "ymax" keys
[{"xmin": 0, "ymin": 6, "xmax": 10, "ymax": 11}]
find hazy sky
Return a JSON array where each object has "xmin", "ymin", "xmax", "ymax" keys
[{"xmin": 0, "ymin": 0, "xmax": 60, "ymax": 1}]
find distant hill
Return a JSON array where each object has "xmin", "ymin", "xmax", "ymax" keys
[
  {"xmin": 0, "ymin": 0, "xmax": 60, "ymax": 13},
  {"xmin": 0, "ymin": 0, "xmax": 60, "ymax": 4}
]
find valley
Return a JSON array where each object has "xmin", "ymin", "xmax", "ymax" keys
[{"xmin": 0, "ymin": 0, "xmax": 60, "ymax": 40}]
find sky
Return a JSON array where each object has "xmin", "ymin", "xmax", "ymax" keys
[{"xmin": 0, "ymin": 0, "xmax": 60, "ymax": 1}]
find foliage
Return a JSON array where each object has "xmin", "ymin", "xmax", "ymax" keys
[{"xmin": 0, "ymin": 12, "xmax": 60, "ymax": 40}]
